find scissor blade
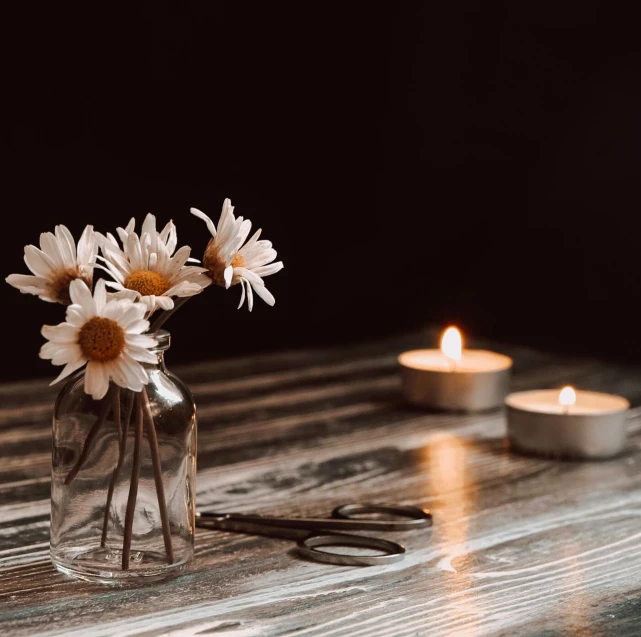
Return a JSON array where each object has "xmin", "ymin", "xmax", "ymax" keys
[
  {"xmin": 200, "ymin": 513, "xmax": 412, "ymax": 532},
  {"xmin": 196, "ymin": 514, "xmax": 309, "ymax": 541}
]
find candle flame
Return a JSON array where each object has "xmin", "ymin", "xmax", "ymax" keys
[
  {"xmin": 559, "ymin": 386, "xmax": 577, "ymax": 408},
  {"xmin": 441, "ymin": 327, "xmax": 463, "ymax": 363}
]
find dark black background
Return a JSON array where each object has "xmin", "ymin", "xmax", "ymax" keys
[{"xmin": 3, "ymin": 2, "xmax": 641, "ymax": 382}]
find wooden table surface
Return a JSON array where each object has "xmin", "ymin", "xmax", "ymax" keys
[{"xmin": 2, "ymin": 331, "xmax": 641, "ymax": 637}]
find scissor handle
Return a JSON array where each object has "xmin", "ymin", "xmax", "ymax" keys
[
  {"xmin": 331, "ymin": 504, "xmax": 432, "ymax": 531},
  {"xmin": 297, "ymin": 533, "xmax": 406, "ymax": 566}
]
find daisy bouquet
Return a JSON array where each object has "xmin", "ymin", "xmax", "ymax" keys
[{"xmin": 7, "ymin": 199, "xmax": 283, "ymax": 577}]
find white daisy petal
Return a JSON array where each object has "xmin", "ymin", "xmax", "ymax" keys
[
  {"xmin": 223, "ymin": 265, "xmax": 234, "ymax": 289},
  {"xmin": 141, "ymin": 213, "xmax": 157, "ymax": 244},
  {"xmin": 190, "ymin": 207, "xmax": 217, "ymax": 237},
  {"xmin": 159, "ymin": 220, "xmax": 172, "ymax": 243},
  {"xmin": 110, "ymin": 288, "xmax": 139, "ymax": 303},
  {"xmin": 93, "ymin": 262, "xmax": 126, "ymax": 284},
  {"xmin": 163, "ymin": 221, "xmax": 178, "ymax": 254},
  {"xmin": 56, "ymin": 225, "xmax": 78, "ymax": 264},
  {"xmin": 165, "ymin": 280, "xmax": 208, "ymax": 297},
  {"xmin": 104, "ymin": 359, "xmax": 130, "ymax": 390},
  {"xmin": 252, "ymin": 262, "xmax": 284, "ymax": 277},
  {"xmin": 24, "ymin": 245, "xmax": 55, "ymax": 278},
  {"xmin": 141, "ymin": 231, "xmax": 153, "ymax": 265},
  {"xmin": 119, "ymin": 353, "xmax": 150, "ymax": 387},
  {"xmin": 100, "ymin": 247, "xmax": 132, "ymax": 276},
  {"xmin": 42, "ymin": 323, "xmax": 78, "ymax": 343},
  {"xmin": 170, "ymin": 266, "xmax": 209, "ymax": 283},
  {"xmin": 50, "ymin": 343, "xmax": 82, "ymax": 366},
  {"xmin": 128, "ymin": 346, "xmax": 158, "ymax": 364},
  {"xmin": 100, "ymin": 298, "xmax": 129, "ymax": 322},
  {"xmin": 117, "ymin": 303, "xmax": 148, "ymax": 328},
  {"xmin": 69, "ymin": 279, "xmax": 96, "ymax": 316},
  {"xmin": 85, "ymin": 361, "xmax": 110, "ymax": 400},
  {"xmin": 234, "ymin": 267, "xmax": 265, "ymax": 289},
  {"xmin": 234, "ymin": 219, "xmax": 253, "ymax": 252},
  {"xmin": 126, "ymin": 333, "xmax": 157, "ymax": 348},
  {"xmin": 251, "ymin": 282, "xmax": 276, "ymax": 306},
  {"xmin": 242, "ymin": 248, "xmax": 278, "ymax": 269},
  {"xmin": 94, "ymin": 279, "xmax": 107, "ymax": 313},
  {"xmin": 39, "ymin": 341, "xmax": 68, "ymax": 361},
  {"xmin": 154, "ymin": 239, "xmax": 170, "ymax": 273},
  {"xmin": 246, "ymin": 279, "xmax": 254, "ymax": 312},
  {"xmin": 237, "ymin": 278, "xmax": 246, "ymax": 309},
  {"xmin": 66, "ymin": 304, "xmax": 91, "ymax": 327},
  {"xmin": 105, "ymin": 232, "xmax": 119, "ymax": 247},
  {"xmin": 127, "ymin": 232, "xmax": 144, "ymax": 271},
  {"xmin": 50, "ymin": 357, "xmax": 87, "ymax": 385},
  {"xmin": 154, "ymin": 296, "xmax": 174, "ymax": 310},
  {"xmin": 116, "ymin": 228, "xmax": 128, "ymax": 245},
  {"xmin": 6, "ymin": 273, "xmax": 49, "ymax": 296},
  {"xmin": 39, "ymin": 233, "xmax": 65, "ymax": 270},
  {"xmin": 77, "ymin": 225, "xmax": 97, "ymax": 265},
  {"xmin": 166, "ymin": 245, "xmax": 192, "ymax": 278},
  {"xmin": 125, "ymin": 319, "xmax": 150, "ymax": 334}
]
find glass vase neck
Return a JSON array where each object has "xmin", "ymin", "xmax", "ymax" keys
[
  {"xmin": 148, "ymin": 330, "xmax": 170, "ymax": 371},
  {"xmin": 149, "ymin": 330, "xmax": 171, "ymax": 352}
]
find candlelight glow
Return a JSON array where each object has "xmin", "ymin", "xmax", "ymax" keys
[
  {"xmin": 441, "ymin": 326, "xmax": 462, "ymax": 363},
  {"xmin": 559, "ymin": 386, "xmax": 577, "ymax": 408}
]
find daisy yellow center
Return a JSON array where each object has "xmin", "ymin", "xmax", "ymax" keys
[
  {"xmin": 231, "ymin": 254, "xmax": 245, "ymax": 268},
  {"xmin": 124, "ymin": 270, "xmax": 170, "ymax": 297},
  {"xmin": 47, "ymin": 268, "xmax": 90, "ymax": 305},
  {"xmin": 78, "ymin": 317, "xmax": 126, "ymax": 362}
]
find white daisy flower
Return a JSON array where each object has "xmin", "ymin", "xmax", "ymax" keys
[
  {"xmin": 6, "ymin": 225, "xmax": 98, "ymax": 305},
  {"xmin": 98, "ymin": 213, "xmax": 211, "ymax": 313},
  {"xmin": 190, "ymin": 199, "xmax": 284, "ymax": 311},
  {"xmin": 40, "ymin": 279, "xmax": 157, "ymax": 400}
]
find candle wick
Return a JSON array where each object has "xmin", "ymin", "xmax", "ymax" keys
[{"xmin": 563, "ymin": 404, "xmax": 570, "ymax": 415}]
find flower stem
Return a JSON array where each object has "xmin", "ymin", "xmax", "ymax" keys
[
  {"xmin": 101, "ymin": 389, "xmax": 134, "ymax": 548},
  {"xmin": 149, "ymin": 296, "xmax": 191, "ymax": 333},
  {"xmin": 122, "ymin": 394, "xmax": 143, "ymax": 571},
  {"xmin": 64, "ymin": 387, "xmax": 114, "ymax": 485},
  {"xmin": 112, "ymin": 387, "xmax": 122, "ymax": 442},
  {"xmin": 141, "ymin": 387, "xmax": 175, "ymax": 564}
]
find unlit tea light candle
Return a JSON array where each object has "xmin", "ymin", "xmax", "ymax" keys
[
  {"xmin": 399, "ymin": 327, "xmax": 512, "ymax": 411},
  {"xmin": 506, "ymin": 386, "xmax": 630, "ymax": 460}
]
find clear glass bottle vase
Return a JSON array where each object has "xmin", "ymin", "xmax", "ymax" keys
[{"xmin": 50, "ymin": 330, "xmax": 196, "ymax": 583}]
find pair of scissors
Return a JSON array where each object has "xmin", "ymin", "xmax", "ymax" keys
[{"xmin": 195, "ymin": 503, "xmax": 432, "ymax": 566}]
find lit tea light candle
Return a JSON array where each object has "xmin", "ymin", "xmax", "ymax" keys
[
  {"xmin": 506, "ymin": 386, "xmax": 630, "ymax": 460},
  {"xmin": 398, "ymin": 326, "xmax": 512, "ymax": 411},
  {"xmin": 558, "ymin": 385, "xmax": 576, "ymax": 414}
]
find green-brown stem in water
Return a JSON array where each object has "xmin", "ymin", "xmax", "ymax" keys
[
  {"xmin": 141, "ymin": 387, "xmax": 175, "ymax": 564},
  {"xmin": 100, "ymin": 389, "xmax": 134, "ymax": 548},
  {"xmin": 122, "ymin": 395, "xmax": 143, "ymax": 571}
]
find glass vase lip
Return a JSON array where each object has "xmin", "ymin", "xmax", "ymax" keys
[{"xmin": 149, "ymin": 330, "xmax": 171, "ymax": 352}]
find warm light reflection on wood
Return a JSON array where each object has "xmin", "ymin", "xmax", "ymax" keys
[
  {"xmin": 425, "ymin": 432, "xmax": 480, "ymax": 633},
  {"xmin": 560, "ymin": 537, "xmax": 591, "ymax": 634}
]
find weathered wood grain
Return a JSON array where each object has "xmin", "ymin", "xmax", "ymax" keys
[{"xmin": 2, "ymin": 330, "xmax": 641, "ymax": 636}]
